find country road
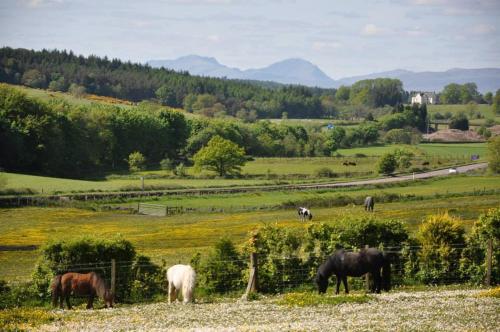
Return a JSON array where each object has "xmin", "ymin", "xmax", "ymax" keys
[{"xmin": 0, "ymin": 163, "xmax": 488, "ymax": 206}]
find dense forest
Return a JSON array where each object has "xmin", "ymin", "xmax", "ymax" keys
[
  {"xmin": 0, "ymin": 84, "xmax": 428, "ymax": 177},
  {"xmin": 0, "ymin": 47, "xmax": 406, "ymax": 119}
]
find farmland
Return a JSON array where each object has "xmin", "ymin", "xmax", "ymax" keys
[
  {"xmin": 1, "ymin": 142, "xmax": 487, "ymax": 195},
  {"xmin": 1, "ymin": 172, "xmax": 499, "ymax": 283}
]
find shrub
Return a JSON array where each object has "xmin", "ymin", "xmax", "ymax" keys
[
  {"xmin": 129, "ymin": 255, "xmax": 165, "ymax": 302},
  {"xmin": 314, "ymin": 167, "xmax": 337, "ymax": 178},
  {"xmin": 33, "ymin": 237, "xmax": 136, "ymax": 301},
  {"xmin": 488, "ymin": 136, "xmax": 500, "ymax": 174},
  {"xmin": 197, "ymin": 238, "xmax": 245, "ymax": 294},
  {"xmin": 159, "ymin": 158, "xmax": 174, "ymax": 171},
  {"xmin": 377, "ymin": 153, "xmax": 397, "ymax": 175},
  {"xmin": 416, "ymin": 213, "xmax": 466, "ymax": 284},
  {"xmin": 245, "ymin": 226, "xmax": 306, "ymax": 293},
  {"xmin": 449, "ymin": 112, "xmax": 469, "ymax": 131},
  {"xmin": 461, "ymin": 208, "xmax": 500, "ymax": 284}
]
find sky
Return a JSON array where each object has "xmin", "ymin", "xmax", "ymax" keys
[{"xmin": 1, "ymin": 0, "xmax": 499, "ymax": 78}]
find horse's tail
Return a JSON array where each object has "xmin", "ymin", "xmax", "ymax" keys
[
  {"xmin": 51, "ymin": 274, "xmax": 62, "ymax": 307},
  {"xmin": 381, "ymin": 254, "xmax": 391, "ymax": 291},
  {"xmin": 182, "ymin": 267, "xmax": 196, "ymax": 303}
]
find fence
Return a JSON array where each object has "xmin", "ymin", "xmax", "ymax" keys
[
  {"xmin": 0, "ymin": 242, "xmax": 495, "ymax": 305},
  {"xmin": 137, "ymin": 203, "xmax": 183, "ymax": 216}
]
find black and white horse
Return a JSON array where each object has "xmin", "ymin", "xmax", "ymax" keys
[{"xmin": 297, "ymin": 207, "xmax": 313, "ymax": 221}]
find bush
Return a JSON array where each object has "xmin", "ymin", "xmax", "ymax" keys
[
  {"xmin": 449, "ymin": 113, "xmax": 469, "ymax": 131},
  {"xmin": 416, "ymin": 213, "xmax": 466, "ymax": 284},
  {"xmin": 488, "ymin": 136, "xmax": 500, "ymax": 174},
  {"xmin": 33, "ymin": 237, "xmax": 136, "ymax": 301},
  {"xmin": 197, "ymin": 238, "xmax": 245, "ymax": 294},
  {"xmin": 314, "ymin": 167, "xmax": 337, "ymax": 178},
  {"xmin": 245, "ymin": 226, "xmax": 307, "ymax": 293},
  {"xmin": 129, "ymin": 255, "xmax": 165, "ymax": 302},
  {"xmin": 377, "ymin": 153, "xmax": 397, "ymax": 175},
  {"xmin": 461, "ymin": 208, "xmax": 500, "ymax": 284}
]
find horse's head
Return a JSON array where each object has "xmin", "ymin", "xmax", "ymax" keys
[
  {"xmin": 104, "ymin": 290, "xmax": 114, "ymax": 308},
  {"xmin": 315, "ymin": 272, "xmax": 328, "ymax": 294},
  {"xmin": 308, "ymin": 213, "xmax": 313, "ymax": 220}
]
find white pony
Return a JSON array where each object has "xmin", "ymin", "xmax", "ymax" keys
[
  {"xmin": 166, "ymin": 264, "xmax": 196, "ymax": 304},
  {"xmin": 298, "ymin": 207, "xmax": 313, "ymax": 221}
]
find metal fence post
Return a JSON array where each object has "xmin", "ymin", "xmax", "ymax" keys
[{"xmin": 111, "ymin": 259, "xmax": 116, "ymax": 295}]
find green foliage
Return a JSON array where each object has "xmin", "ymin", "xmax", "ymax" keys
[
  {"xmin": 197, "ymin": 238, "xmax": 245, "ymax": 294},
  {"xmin": 493, "ymin": 89, "xmax": 500, "ymax": 115},
  {"xmin": 68, "ymin": 83, "xmax": 86, "ymax": 97},
  {"xmin": 0, "ymin": 307, "xmax": 57, "ymax": 331},
  {"xmin": 461, "ymin": 208, "xmax": 500, "ymax": 284},
  {"xmin": 129, "ymin": 255, "xmax": 165, "ymax": 302},
  {"xmin": 416, "ymin": 213, "xmax": 466, "ymax": 284},
  {"xmin": 314, "ymin": 167, "xmax": 337, "ymax": 178},
  {"xmin": 488, "ymin": 136, "xmax": 500, "ymax": 174},
  {"xmin": 377, "ymin": 153, "xmax": 397, "ymax": 175},
  {"xmin": 245, "ymin": 226, "xmax": 305, "ymax": 293},
  {"xmin": 193, "ymin": 136, "xmax": 246, "ymax": 177},
  {"xmin": 392, "ymin": 148, "xmax": 414, "ymax": 171},
  {"xmin": 277, "ymin": 292, "xmax": 372, "ymax": 307},
  {"xmin": 449, "ymin": 112, "xmax": 469, "ymax": 130},
  {"xmin": 128, "ymin": 151, "xmax": 146, "ymax": 172},
  {"xmin": 441, "ymin": 83, "xmax": 480, "ymax": 104},
  {"xmin": 159, "ymin": 158, "xmax": 174, "ymax": 171},
  {"xmin": 33, "ymin": 237, "xmax": 136, "ymax": 301},
  {"xmin": 349, "ymin": 78, "xmax": 403, "ymax": 107},
  {"xmin": 384, "ymin": 129, "xmax": 413, "ymax": 144}
]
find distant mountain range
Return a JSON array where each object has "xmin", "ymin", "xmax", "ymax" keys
[{"xmin": 148, "ymin": 55, "xmax": 500, "ymax": 93}]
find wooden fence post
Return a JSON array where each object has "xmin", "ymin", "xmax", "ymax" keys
[
  {"xmin": 486, "ymin": 238, "xmax": 492, "ymax": 286},
  {"xmin": 242, "ymin": 252, "xmax": 258, "ymax": 300},
  {"xmin": 111, "ymin": 259, "xmax": 116, "ymax": 295},
  {"xmin": 365, "ymin": 245, "xmax": 370, "ymax": 292}
]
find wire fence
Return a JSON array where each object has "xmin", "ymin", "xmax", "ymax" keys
[{"xmin": 0, "ymin": 242, "xmax": 496, "ymax": 303}]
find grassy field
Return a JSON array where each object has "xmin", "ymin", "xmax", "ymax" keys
[
  {"xmin": 1, "ymin": 143, "xmax": 486, "ymax": 195},
  {"xmin": 1, "ymin": 174, "xmax": 498, "ymax": 282}
]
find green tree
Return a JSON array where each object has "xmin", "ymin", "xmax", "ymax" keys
[
  {"xmin": 483, "ymin": 92, "xmax": 493, "ymax": 105},
  {"xmin": 21, "ymin": 69, "xmax": 46, "ymax": 88},
  {"xmin": 68, "ymin": 83, "xmax": 86, "ymax": 97},
  {"xmin": 488, "ymin": 136, "xmax": 500, "ymax": 174},
  {"xmin": 493, "ymin": 89, "xmax": 500, "ymax": 115},
  {"xmin": 440, "ymin": 83, "xmax": 462, "ymax": 104},
  {"xmin": 193, "ymin": 136, "xmax": 246, "ymax": 176},
  {"xmin": 377, "ymin": 152, "xmax": 397, "ymax": 175},
  {"xmin": 128, "ymin": 151, "xmax": 146, "ymax": 172},
  {"xmin": 335, "ymin": 85, "xmax": 350, "ymax": 102}
]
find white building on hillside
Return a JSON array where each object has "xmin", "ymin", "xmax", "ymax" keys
[{"xmin": 411, "ymin": 92, "xmax": 438, "ymax": 104}]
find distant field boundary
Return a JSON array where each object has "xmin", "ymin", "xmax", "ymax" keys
[{"xmin": 0, "ymin": 163, "xmax": 487, "ymax": 207}]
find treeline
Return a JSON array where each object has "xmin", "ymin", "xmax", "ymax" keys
[
  {"xmin": 0, "ymin": 47, "xmax": 406, "ymax": 119},
  {"xmin": 0, "ymin": 84, "xmax": 430, "ymax": 177}
]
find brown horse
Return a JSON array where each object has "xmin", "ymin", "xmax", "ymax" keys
[{"xmin": 51, "ymin": 272, "xmax": 114, "ymax": 309}]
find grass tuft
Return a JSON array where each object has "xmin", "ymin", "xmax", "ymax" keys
[
  {"xmin": 0, "ymin": 308, "xmax": 58, "ymax": 331},
  {"xmin": 276, "ymin": 291, "xmax": 373, "ymax": 307}
]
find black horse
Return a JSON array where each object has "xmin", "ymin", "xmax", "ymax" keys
[{"xmin": 315, "ymin": 248, "xmax": 390, "ymax": 294}]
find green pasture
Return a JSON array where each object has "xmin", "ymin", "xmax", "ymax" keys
[
  {"xmin": 1, "ymin": 142, "xmax": 486, "ymax": 195},
  {"xmin": 0, "ymin": 175, "xmax": 498, "ymax": 282},
  {"xmin": 125, "ymin": 175, "xmax": 500, "ymax": 210},
  {"xmin": 428, "ymin": 104, "xmax": 496, "ymax": 118}
]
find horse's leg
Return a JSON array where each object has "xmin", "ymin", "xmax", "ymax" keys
[
  {"xmin": 335, "ymin": 275, "xmax": 341, "ymax": 295},
  {"xmin": 65, "ymin": 292, "xmax": 71, "ymax": 310},
  {"xmin": 168, "ymin": 282, "xmax": 175, "ymax": 304},
  {"xmin": 59, "ymin": 292, "xmax": 64, "ymax": 309},
  {"xmin": 342, "ymin": 276, "xmax": 349, "ymax": 294},
  {"xmin": 374, "ymin": 269, "xmax": 381, "ymax": 293},
  {"xmin": 87, "ymin": 294, "xmax": 94, "ymax": 309}
]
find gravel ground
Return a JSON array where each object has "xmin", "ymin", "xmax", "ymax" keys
[{"xmin": 39, "ymin": 289, "xmax": 499, "ymax": 332}]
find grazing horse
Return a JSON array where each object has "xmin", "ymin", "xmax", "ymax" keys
[
  {"xmin": 315, "ymin": 248, "xmax": 391, "ymax": 294},
  {"xmin": 51, "ymin": 272, "xmax": 114, "ymax": 309},
  {"xmin": 297, "ymin": 207, "xmax": 313, "ymax": 221},
  {"xmin": 364, "ymin": 196, "xmax": 374, "ymax": 212},
  {"xmin": 167, "ymin": 264, "xmax": 196, "ymax": 304}
]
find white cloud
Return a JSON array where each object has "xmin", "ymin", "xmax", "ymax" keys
[
  {"xmin": 472, "ymin": 24, "xmax": 495, "ymax": 35},
  {"xmin": 361, "ymin": 24, "xmax": 388, "ymax": 36},
  {"xmin": 312, "ymin": 41, "xmax": 342, "ymax": 51},
  {"xmin": 207, "ymin": 34, "xmax": 221, "ymax": 42}
]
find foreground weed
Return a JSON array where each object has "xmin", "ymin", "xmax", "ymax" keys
[
  {"xmin": 476, "ymin": 286, "xmax": 500, "ymax": 298},
  {"xmin": 276, "ymin": 292, "xmax": 373, "ymax": 307},
  {"xmin": 0, "ymin": 307, "xmax": 57, "ymax": 331}
]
